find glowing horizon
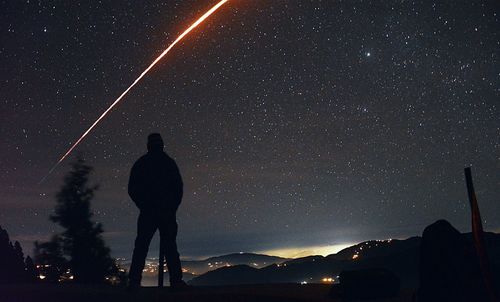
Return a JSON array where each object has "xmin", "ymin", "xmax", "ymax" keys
[{"xmin": 257, "ymin": 243, "xmax": 355, "ymax": 259}]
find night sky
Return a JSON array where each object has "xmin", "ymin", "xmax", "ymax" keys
[{"xmin": 1, "ymin": 1, "xmax": 499, "ymax": 259}]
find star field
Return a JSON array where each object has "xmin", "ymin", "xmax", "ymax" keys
[{"xmin": 1, "ymin": 0, "xmax": 499, "ymax": 258}]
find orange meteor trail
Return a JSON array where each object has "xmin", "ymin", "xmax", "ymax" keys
[{"xmin": 40, "ymin": 0, "xmax": 229, "ymax": 183}]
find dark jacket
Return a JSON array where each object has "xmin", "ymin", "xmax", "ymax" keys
[{"xmin": 128, "ymin": 150, "xmax": 183, "ymax": 212}]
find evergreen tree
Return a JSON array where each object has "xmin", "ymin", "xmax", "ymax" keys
[
  {"xmin": 0, "ymin": 225, "xmax": 35, "ymax": 283},
  {"xmin": 24, "ymin": 255, "xmax": 38, "ymax": 282},
  {"xmin": 12, "ymin": 241, "xmax": 26, "ymax": 281},
  {"xmin": 49, "ymin": 157, "xmax": 116, "ymax": 283},
  {"xmin": 0, "ymin": 226, "xmax": 12, "ymax": 283}
]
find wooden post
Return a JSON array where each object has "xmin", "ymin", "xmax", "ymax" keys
[
  {"xmin": 464, "ymin": 167, "xmax": 498, "ymax": 302},
  {"xmin": 158, "ymin": 237, "xmax": 164, "ymax": 288}
]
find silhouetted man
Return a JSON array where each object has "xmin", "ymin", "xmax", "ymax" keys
[{"xmin": 128, "ymin": 133, "xmax": 186, "ymax": 288}]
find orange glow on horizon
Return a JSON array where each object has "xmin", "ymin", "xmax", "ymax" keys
[
  {"xmin": 258, "ymin": 243, "xmax": 354, "ymax": 258},
  {"xmin": 41, "ymin": 0, "xmax": 230, "ymax": 182}
]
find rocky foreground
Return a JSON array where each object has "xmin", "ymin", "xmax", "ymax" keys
[{"xmin": 2, "ymin": 283, "xmax": 413, "ymax": 302}]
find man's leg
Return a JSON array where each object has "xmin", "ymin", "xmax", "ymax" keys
[
  {"xmin": 160, "ymin": 216, "xmax": 183, "ymax": 284},
  {"xmin": 129, "ymin": 211, "xmax": 157, "ymax": 286}
]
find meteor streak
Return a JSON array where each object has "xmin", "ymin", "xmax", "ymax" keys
[{"xmin": 41, "ymin": 0, "xmax": 229, "ymax": 183}]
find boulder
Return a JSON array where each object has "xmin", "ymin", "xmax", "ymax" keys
[{"xmin": 416, "ymin": 219, "xmax": 487, "ymax": 301}]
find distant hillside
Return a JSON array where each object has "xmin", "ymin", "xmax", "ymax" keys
[
  {"xmin": 119, "ymin": 252, "xmax": 289, "ymax": 285},
  {"xmin": 182, "ymin": 253, "xmax": 289, "ymax": 275},
  {"xmin": 189, "ymin": 233, "xmax": 500, "ymax": 288},
  {"xmin": 331, "ymin": 237, "xmax": 422, "ymax": 261}
]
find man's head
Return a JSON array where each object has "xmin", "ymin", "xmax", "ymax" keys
[{"xmin": 147, "ymin": 133, "xmax": 164, "ymax": 152}]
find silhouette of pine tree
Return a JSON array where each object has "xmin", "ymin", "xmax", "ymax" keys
[
  {"xmin": 0, "ymin": 225, "xmax": 11, "ymax": 283},
  {"xmin": 49, "ymin": 157, "xmax": 116, "ymax": 284},
  {"xmin": 12, "ymin": 241, "xmax": 26, "ymax": 281},
  {"xmin": 25, "ymin": 255, "xmax": 38, "ymax": 282},
  {"xmin": 0, "ymin": 225, "xmax": 35, "ymax": 283}
]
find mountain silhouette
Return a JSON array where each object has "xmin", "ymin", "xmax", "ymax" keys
[
  {"xmin": 121, "ymin": 252, "xmax": 288, "ymax": 284},
  {"xmin": 189, "ymin": 232, "xmax": 500, "ymax": 288},
  {"xmin": 182, "ymin": 253, "xmax": 288, "ymax": 275}
]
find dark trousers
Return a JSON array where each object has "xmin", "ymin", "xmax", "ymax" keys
[{"xmin": 129, "ymin": 210, "xmax": 182, "ymax": 285}]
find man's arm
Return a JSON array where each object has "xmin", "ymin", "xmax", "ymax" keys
[
  {"xmin": 172, "ymin": 161, "xmax": 183, "ymax": 210},
  {"xmin": 128, "ymin": 161, "xmax": 143, "ymax": 209}
]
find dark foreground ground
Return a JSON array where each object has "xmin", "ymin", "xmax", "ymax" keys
[{"xmin": 1, "ymin": 283, "xmax": 413, "ymax": 302}]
